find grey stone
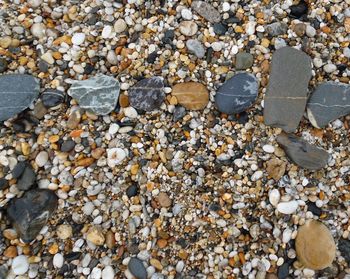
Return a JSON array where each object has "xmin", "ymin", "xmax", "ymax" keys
[
  {"xmin": 186, "ymin": 39, "xmax": 205, "ymax": 58},
  {"xmin": 0, "ymin": 74, "xmax": 40, "ymax": 121},
  {"xmin": 128, "ymin": 257, "xmax": 147, "ymax": 279},
  {"xmin": 264, "ymin": 47, "xmax": 312, "ymax": 132},
  {"xmin": 215, "ymin": 72, "xmax": 259, "ymax": 114},
  {"xmin": 191, "ymin": 1, "xmax": 221, "ymax": 23},
  {"xmin": 42, "ymin": 89, "xmax": 65, "ymax": 108},
  {"xmin": 235, "ymin": 52, "xmax": 254, "ymax": 70},
  {"xmin": 0, "ymin": 58, "xmax": 8, "ymax": 73},
  {"xmin": 17, "ymin": 164, "xmax": 36, "ymax": 191},
  {"xmin": 307, "ymin": 82, "xmax": 350, "ymax": 128},
  {"xmin": 173, "ymin": 106, "xmax": 186, "ymax": 122},
  {"xmin": 7, "ymin": 189, "xmax": 58, "ymax": 243},
  {"xmin": 128, "ymin": 77, "xmax": 165, "ymax": 112},
  {"xmin": 277, "ymin": 133, "xmax": 329, "ymax": 170},
  {"xmin": 60, "ymin": 140, "xmax": 75, "ymax": 152},
  {"xmin": 68, "ymin": 75, "xmax": 120, "ymax": 115},
  {"xmin": 266, "ymin": 22, "xmax": 288, "ymax": 36}
]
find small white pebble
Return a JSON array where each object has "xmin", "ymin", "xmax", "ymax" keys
[{"xmin": 12, "ymin": 255, "xmax": 29, "ymax": 275}]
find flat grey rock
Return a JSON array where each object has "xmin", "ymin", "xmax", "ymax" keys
[
  {"xmin": 307, "ymin": 82, "xmax": 350, "ymax": 128},
  {"xmin": 235, "ymin": 52, "xmax": 254, "ymax": 70},
  {"xmin": 191, "ymin": 1, "xmax": 221, "ymax": 23},
  {"xmin": 0, "ymin": 74, "xmax": 39, "ymax": 121},
  {"xmin": 7, "ymin": 189, "xmax": 58, "ymax": 243},
  {"xmin": 128, "ymin": 77, "xmax": 165, "ymax": 112},
  {"xmin": 277, "ymin": 133, "xmax": 329, "ymax": 170},
  {"xmin": 215, "ymin": 72, "xmax": 259, "ymax": 114},
  {"xmin": 128, "ymin": 257, "xmax": 147, "ymax": 279},
  {"xmin": 68, "ymin": 75, "xmax": 120, "ymax": 115},
  {"xmin": 264, "ymin": 47, "xmax": 312, "ymax": 132}
]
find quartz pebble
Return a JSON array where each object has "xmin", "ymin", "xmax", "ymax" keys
[
  {"xmin": 277, "ymin": 201, "xmax": 298, "ymax": 214},
  {"xmin": 12, "ymin": 255, "xmax": 29, "ymax": 275},
  {"xmin": 179, "ymin": 21, "xmax": 198, "ymax": 36},
  {"xmin": 35, "ymin": 151, "xmax": 48, "ymax": 167},
  {"xmin": 114, "ymin": 19, "xmax": 127, "ymax": 33},
  {"xmin": 53, "ymin": 253, "xmax": 64, "ymax": 268},
  {"xmin": 72, "ymin": 33, "xmax": 85, "ymax": 45}
]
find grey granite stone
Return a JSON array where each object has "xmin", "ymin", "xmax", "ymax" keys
[
  {"xmin": 307, "ymin": 82, "xmax": 350, "ymax": 128},
  {"xmin": 235, "ymin": 52, "xmax": 254, "ymax": 70},
  {"xmin": 186, "ymin": 39, "xmax": 205, "ymax": 58},
  {"xmin": 128, "ymin": 77, "xmax": 165, "ymax": 111},
  {"xmin": 266, "ymin": 22, "xmax": 288, "ymax": 36},
  {"xmin": 264, "ymin": 47, "xmax": 312, "ymax": 132},
  {"xmin": 0, "ymin": 74, "xmax": 40, "ymax": 121},
  {"xmin": 7, "ymin": 189, "xmax": 58, "ymax": 243},
  {"xmin": 68, "ymin": 74, "xmax": 120, "ymax": 115},
  {"xmin": 42, "ymin": 89, "xmax": 65, "ymax": 108},
  {"xmin": 215, "ymin": 72, "xmax": 259, "ymax": 114},
  {"xmin": 277, "ymin": 133, "xmax": 329, "ymax": 170},
  {"xmin": 191, "ymin": 1, "xmax": 221, "ymax": 23}
]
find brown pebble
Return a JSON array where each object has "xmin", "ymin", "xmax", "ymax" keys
[
  {"xmin": 105, "ymin": 231, "xmax": 116, "ymax": 249},
  {"xmin": 266, "ymin": 158, "xmax": 286, "ymax": 180},
  {"xmin": 119, "ymin": 94, "xmax": 129, "ymax": 108},
  {"xmin": 157, "ymin": 192, "xmax": 172, "ymax": 208},
  {"xmin": 172, "ymin": 82, "xmax": 209, "ymax": 110},
  {"xmin": 4, "ymin": 246, "xmax": 17, "ymax": 258}
]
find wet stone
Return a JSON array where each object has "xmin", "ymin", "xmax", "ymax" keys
[
  {"xmin": 215, "ymin": 72, "xmax": 259, "ymax": 114},
  {"xmin": 290, "ymin": 0, "xmax": 308, "ymax": 19},
  {"xmin": 128, "ymin": 257, "xmax": 147, "ymax": 279},
  {"xmin": 191, "ymin": 1, "xmax": 221, "ymax": 23},
  {"xmin": 307, "ymin": 82, "xmax": 350, "ymax": 128},
  {"xmin": 126, "ymin": 184, "xmax": 138, "ymax": 198},
  {"xmin": 0, "ymin": 74, "xmax": 40, "ymax": 122},
  {"xmin": 264, "ymin": 47, "xmax": 312, "ymax": 132},
  {"xmin": 213, "ymin": 23, "xmax": 227, "ymax": 35},
  {"xmin": 173, "ymin": 106, "xmax": 186, "ymax": 122},
  {"xmin": 42, "ymin": 89, "xmax": 65, "ymax": 108},
  {"xmin": 12, "ymin": 161, "xmax": 27, "ymax": 179},
  {"xmin": 68, "ymin": 74, "xmax": 120, "ymax": 115},
  {"xmin": 277, "ymin": 133, "xmax": 329, "ymax": 170},
  {"xmin": 128, "ymin": 77, "xmax": 165, "ymax": 112},
  {"xmin": 235, "ymin": 52, "xmax": 254, "ymax": 70},
  {"xmin": 7, "ymin": 189, "xmax": 58, "ymax": 243}
]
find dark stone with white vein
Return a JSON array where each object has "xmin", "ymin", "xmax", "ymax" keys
[
  {"xmin": 128, "ymin": 77, "xmax": 165, "ymax": 112},
  {"xmin": 0, "ymin": 74, "xmax": 39, "ymax": 121},
  {"xmin": 307, "ymin": 82, "xmax": 350, "ymax": 128},
  {"xmin": 42, "ymin": 89, "xmax": 65, "ymax": 108},
  {"xmin": 215, "ymin": 72, "xmax": 258, "ymax": 114}
]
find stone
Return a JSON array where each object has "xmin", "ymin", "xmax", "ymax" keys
[
  {"xmin": 12, "ymin": 255, "xmax": 29, "ymax": 275},
  {"xmin": 0, "ymin": 74, "xmax": 40, "ymax": 121},
  {"xmin": 0, "ymin": 178, "xmax": 9, "ymax": 190},
  {"xmin": 114, "ymin": 19, "xmax": 127, "ymax": 33},
  {"xmin": 269, "ymin": 189, "xmax": 280, "ymax": 207},
  {"xmin": 0, "ymin": 58, "xmax": 8, "ymax": 73},
  {"xmin": 102, "ymin": 266, "xmax": 115, "ymax": 279},
  {"xmin": 53, "ymin": 253, "xmax": 64, "ymax": 269},
  {"xmin": 296, "ymin": 220, "xmax": 335, "ymax": 270},
  {"xmin": 323, "ymin": 63, "xmax": 337, "ymax": 73},
  {"xmin": 191, "ymin": 1, "xmax": 221, "ymax": 23},
  {"xmin": 107, "ymin": 148, "xmax": 127, "ymax": 167},
  {"xmin": 16, "ymin": 163, "xmax": 36, "ymax": 191},
  {"xmin": 72, "ymin": 33, "xmax": 85, "ymax": 45},
  {"xmin": 277, "ymin": 200, "xmax": 298, "ymax": 214},
  {"xmin": 60, "ymin": 140, "xmax": 75, "ymax": 152},
  {"xmin": 102, "ymin": 25, "xmax": 113, "ymax": 39},
  {"xmin": 266, "ymin": 22, "xmax": 288, "ymax": 36},
  {"xmin": 178, "ymin": 21, "xmax": 198, "ymax": 36},
  {"xmin": 277, "ymin": 133, "xmax": 329, "ymax": 170},
  {"xmin": 245, "ymin": 21, "xmax": 256, "ymax": 35},
  {"xmin": 57, "ymin": 224, "xmax": 73, "ymax": 240},
  {"xmin": 215, "ymin": 72, "xmax": 258, "ymax": 114},
  {"xmin": 306, "ymin": 25, "xmax": 316, "ymax": 37},
  {"xmin": 307, "ymin": 82, "xmax": 350, "ymax": 128},
  {"xmin": 30, "ymin": 23, "xmax": 46, "ymax": 38},
  {"xmin": 293, "ymin": 23, "xmax": 306, "ymax": 36},
  {"xmin": 290, "ymin": 0, "xmax": 308, "ymax": 19},
  {"xmin": 266, "ymin": 158, "xmax": 286, "ymax": 180},
  {"xmin": 86, "ymin": 226, "xmax": 105, "ymax": 245},
  {"xmin": 126, "ymin": 184, "xmax": 138, "ymax": 198},
  {"xmin": 12, "ymin": 161, "xmax": 27, "ymax": 179},
  {"xmin": 128, "ymin": 77, "xmax": 165, "ymax": 112},
  {"xmin": 235, "ymin": 52, "xmax": 254, "ymax": 70},
  {"xmin": 42, "ymin": 89, "xmax": 65, "ymax": 108},
  {"xmin": 263, "ymin": 47, "xmax": 312, "ymax": 132},
  {"xmin": 186, "ymin": 39, "xmax": 205, "ymax": 58},
  {"xmin": 213, "ymin": 23, "xmax": 227, "ymax": 35},
  {"xmin": 172, "ymin": 82, "xmax": 209, "ymax": 110},
  {"xmin": 338, "ymin": 239, "xmax": 350, "ymax": 265},
  {"xmin": 68, "ymin": 75, "xmax": 120, "ymax": 115},
  {"xmin": 157, "ymin": 192, "xmax": 172, "ymax": 208},
  {"xmin": 35, "ymin": 151, "xmax": 49, "ymax": 167},
  {"xmin": 41, "ymin": 52, "xmax": 54, "ymax": 64},
  {"xmin": 7, "ymin": 189, "xmax": 58, "ymax": 243},
  {"xmin": 128, "ymin": 257, "xmax": 147, "ymax": 279}
]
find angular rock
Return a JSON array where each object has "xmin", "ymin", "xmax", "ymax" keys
[
  {"xmin": 264, "ymin": 47, "xmax": 312, "ymax": 132},
  {"xmin": 307, "ymin": 82, "xmax": 350, "ymax": 128},
  {"xmin": 68, "ymin": 75, "xmax": 120, "ymax": 115},
  {"xmin": 16, "ymin": 163, "xmax": 36, "ymax": 191},
  {"xmin": 173, "ymin": 106, "xmax": 186, "ymax": 122},
  {"xmin": 191, "ymin": 1, "xmax": 221, "ymax": 23},
  {"xmin": 266, "ymin": 158, "xmax": 286, "ymax": 180},
  {"xmin": 172, "ymin": 82, "xmax": 209, "ymax": 110},
  {"xmin": 296, "ymin": 220, "xmax": 335, "ymax": 270},
  {"xmin": 128, "ymin": 77, "xmax": 165, "ymax": 112},
  {"xmin": 276, "ymin": 133, "xmax": 329, "ymax": 170},
  {"xmin": 128, "ymin": 257, "xmax": 147, "ymax": 279},
  {"xmin": 235, "ymin": 52, "xmax": 254, "ymax": 70},
  {"xmin": 42, "ymin": 89, "xmax": 65, "ymax": 108},
  {"xmin": 215, "ymin": 72, "xmax": 259, "ymax": 114},
  {"xmin": 7, "ymin": 189, "xmax": 58, "ymax": 243},
  {"xmin": 0, "ymin": 74, "xmax": 40, "ymax": 121},
  {"xmin": 266, "ymin": 22, "xmax": 288, "ymax": 36}
]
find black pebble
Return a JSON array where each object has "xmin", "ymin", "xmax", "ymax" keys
[
  {"xmin": 126, "ymin": 184, "xmax": 138, "ymax": 198},
  {"xmin": 173, "ymin": 106, "xmax": 186, "ymax": 122},
  {"xmin": 277, "ymin": 262, "xmax": 290, "ymax": 279},
  {"xmin": 65, "ymin": 252, "xmax": 81, "ymax": 262},
  {"xmin": 84, "ymin": 64, "xmax": 94, "ymax": 75},
  {"xmin": 17, "ymin": 164, "xmax": 36, "ymax": 191},
  {"xmin": 0, "ymin": 178, "xmax": 9, "ymax": 191},
  {"xmin": 38, "ymin": 60, "xmax": 49, "ymax": 72},
  {"xmin": 42, "ymin": 89, "xmax": 65, "ymax": 108},
  {"xmin": 306, "ymin": 202, "xmax": 322, "ymax": 216},
  {"xmin": 338, "ymin": 239, "xmax": 350, "ymax": 264},
  {"xmin": 213, "ymin": 23, "xmax": 227, "ymax": 35},
  {"xmin": 12, "ymin": 161, "xmax": 27, "ymax": 179},
  {"xmin": 162, "ymin": 29, "xmax": 174, "ymax": 44},
  {"xmin": 290, "ymin": 1, "xmax": 308, "ymax": 19},
  {"xmin": 147, "ymin": 51, "xmax": 158, "ymax": 64},
  {"xmin": 61, "ymin": 140, "xmax": 75, "ymax": 152},
  {"xmin": 0, "ymin": 58, "xmax": 8, "ymax": 73}
]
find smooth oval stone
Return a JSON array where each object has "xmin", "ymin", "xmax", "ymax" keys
[
  {"xmin": 128, "ymin": 257, "xmax": 147, "ymax": 279},
  {"xmin": 42, "ymin": 89, "xmax": 65, "ymax": 108},
  {"xmin": 307, "ymin": 82, "xmax": 350, "ymax": 128},
  {"xmin": 191, "ymin": 1, "xmax": 221, "ymax": 23},
  {"xmin": 186, "ymin": 39, "xmax": 205, "ymax": 59},
  {"xmin": 7, "ymin": 189, "xmax": 58, "ymax": 243},
  {"xmin": 296, "ymin": 220, "xmax": 335, "ymax": 270},
  {"xmin": 60, "ymin": 140, "xmax": 75, "ymax": 152},
  {"xmin": 235, "ymin": 52, "xmax": 254, "ymax": 70},
  {"xmin": 172, "ymin": 82, "xmax": 209, "ymax": 110},
  {"xmin": 277, "ymin": 133, "xmax": 329, "ymax": 170},
  {"xmin": 215, "ymin": 72, "xmax": 258, "ymax": 114},
  {"xmin": 68, "ymin": 74, "xmax": 120, "ymax": 115},
  {"xmin": 264, "ymin": 47, "xmax": 312, "ymax": 132},
  {"xmin": 0, "ymin": 74, "xmax": 40, "ymax": 121},
  {"xmin": 128, "ymin": 77, "xmax": 164, "ymax": 112}
]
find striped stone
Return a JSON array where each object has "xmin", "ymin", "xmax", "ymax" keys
[{"xmin": 172, "ymin": 82, "xmax": 209, "ymax": 110}]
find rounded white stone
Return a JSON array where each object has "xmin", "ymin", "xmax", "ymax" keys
[
  {"xmin": 282, "ymin": 228, "xmax": 292, "ymax": 243},
  {"xmin": 222, "ymin": 2, "xmax": 231, "ymax": 12},
  {"xmin": 114, "ymin": 19, "xmax": 127, "ymax": 33},
  {"xmin": 251, "ymin": 170, "xmax": 263, "ymax": 181},
  {"xmin": 102, "ymin": 266, "xmax": 115, "ymax": 279},
  {"xmin": 323, "ymin": 64, "xmax": 337, "ymax": 73},
  {"xmin": 306, "ymin": 25, "xmax": 316, "ymax": 37},
  {"xmin": 30, "ymin": 23, "xmax": 46, "ymax": 38},
  {"xmin": 269, "ymin": 189, "xmax": 280, "ymax": 207},
  {"xmin": 12, "ymin": 255, "xmax": 29, "ymax": 275},
  {"xmin": 181, "ymin": 8, "xmax": 193, "ymax": 20},
  {"xmin": 313, "ymin": 57, "xmax": 323, "ymax": 68},
  {"xmin": 176, "ymin": 261, "xmax": 185, "ymax": 273},
  {"xmin": 106, "ymin": 50, "xmax": 118, "ymax": 65},
  {"xmin": 90, "ymin": 267, "xmax": 102, "ymax": 279},
  {"xmin": 28, "ymin": 0, "xmax": 42, "ymax": 8},
  {"xmin": 35, "ymin": 151, "xmax": 48, "ymax": 167},
  {"xmin": 107, "ymin": 148, "xmax": 127, "ymax": 167},
  {"xmin": 124, "ymin": 107, "xmax": 138, "ymax": 119},
  {"xmin": 72, "ymin": 33, "xmax": 85, "ymax": 46},
  {"xmin": 211, "ymin": 42, "xmax": 222, "ymax": 52},
  {"xmin": 102, "ymin": 25, "xmax": 113, "ymax": 39},
  {"xmin": 53, "ymin": 253, "xmax": 64, "ymax": 268},
  {"xmin": 108, "ymin": 123, "xmax": 120, "ymax": 135},
  {"xmin": 245, "ymin": 21, "xmax": 256, "ymax": 35},
  {"xmin": 277, "ymin": 200, "xmax": 298, "ymax": 214},
  {"xmin": 263, "ymin": 144, "xmax": 275, "ymax": 153}
]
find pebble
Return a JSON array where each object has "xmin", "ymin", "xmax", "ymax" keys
[
  {"xmin": 171, "ymin": 82, "xmax": 209, "ymax": 110},
  {"xmin": 102, "ymin": 266, "xmax": 115, "ymax": 279},
  {"xmin": 102, "ymin": 25, "xmax": 113, "ymax": 39},
  {"xmin": 245, "ymin": 21, "xmax": 256, "ymax": 35},
  {"xmin": 128, "ymin": 257, "xmax": 147, "ymax": 279},
  {"xmin": 86, "ymin": 226, "xmax": 105, "ymax": 246},
  {"xmin": 263, "ymin": 145, "xmax": 275, "ymax": 153},
  {"xmin": 235, "ymin": 52, "xmax": 254, "ymax": 70},
  {"xmin": 30, "ymin": 23, "xmax": 46, "ymax": 38},
  {"xmin": 178, "ymin": 21, "xmax": 198, "ymax": 36},
  {"xmin": 266, "ymin": 158, "xmax": 286, "ymax": 181},
  {"xmin": 35, "ymin": 151, "xmax": 49, "ymax": 167},
  {"xmin": 157, "ymin": 192, "xmax": 171, "ymax": 208},
  {"xmin": 57, "ymin": 224, "xmax": 73, "ymax": 240},
  {"xmin": 12, "ymin": 255, "xmax": 29, "ymax": 275},
  {"xmin": 124, "ymin": 107, "xmax": 138, "ymax": 119},
  {"xmin": 53, "ymin": 253, "xmax": 64, "ymax": 268},
  {"xmin": 191, "ymin": 1, "xmax": 220, "ymax": 23},
  {"xmin": 181, "ymin": 9, "xmax": 192, "ymax": 20},
  {"xmin": 107, "ymin": 148, "xmax": 127, "ymax": 167},
  {"xmin": 323, "ymin": 64, "xmax": 337, "ymax": 73},
  {"xmin": 269, "ymin": 189, "xmax": 280, "ymax": 207},
  {"xmin": 72, "ymin": 33, "xmax": 85, "ymax": 45},
  {"xmin": 114, "ymin": 19, "xmax": 127, "ymax": 33},
  {"xmin": 277, "ymin": 201, "xmax": 298, "ymax": 214},
  {"xmin": 306, "ymin": 25, "xmax": 316, "ymax": 37},
  {"xmin": 41, "ymin": 89, "xmax": 65, "ymax": 108},
  {"xmin": 266, "ymin": 22, "xmax": 288, "ymax": 36},
  {"xmin": 186, "ymin": 39, "xmax": 205, "ymax": 58}
]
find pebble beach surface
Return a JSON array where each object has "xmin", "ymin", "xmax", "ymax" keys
[{"xmin": 0, "ymin": 0, "xmax": 350, "ymax": 279}]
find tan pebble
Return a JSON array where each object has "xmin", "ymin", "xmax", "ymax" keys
[
  {"xmin": 4, "ymin": 246, "xmax": 17, "ymax": 258},
  {"xmin": 86, "ymin": 226, "xmax": 105, "ymax": 246},
  {"xmin": 169, "ymin": 95, "xmax": 178, "ymax": 105},
  {"xmin": 67, "ymin": 110, "xmax": 81, "ymax": 129},
  {"xmin": 57, "ymin": 224, "xmax": 73, "ymax": 240},
  {"xmin": 172, "ymin": 82, "xmax": 209, "ymax": 110},
  {"xmin": 150, "ymin": 258, "xmax": 163, "ymax": 270},
  {"xmin": 49, "ymin": 135, "xmax": 60, "ymax": 143},
  {"xmin": 21, "ymin": 142, "xmax": 31, "ymax": 156},
  {"xmin": 157, "ymin": 192, "xmax": 172, "ymax": 208},
  {"xmin": 260, "ymin": 60, "xmax": 270, "ymax": 73},
  {"xmin": 344, "ymin": 18, "xmax": 350, "ymax": 33},
  {"xmin": 91, "ymin": 148, "xmax": 105, "ymax": 159},
  {"xmin": 119, "ymin": 94, "xmax": 129, "ymax": 108},
  {"xmin": 3, "ymin": 229, "xmax": 18, "ymax": 240},
  {"xmin": 76, "ymin": 157, "xmax": 95, "ymax": 167},
  {"xmin": 105, "ymin": 231, "xmax": 116, "ymax": 249},
  {"xmin": 266, "ymin": 158, "xmax": 286, "ymax": 180},
  {"xmin": 157, "ymin": 239, "xmax": 167, "ymax": 248},
  {"xmin": 0, "ymin": 36, "xmax": 12, "ymax": 48},
  {"xmin": 261, "ymin": 38, "xmax": 270, "ymax": 48},
  {"xmin": 130, "ymin": 164, "xmax": 139, "ymax": 175},
  {"xmin": 296, "ymin": 220, "xmax": 335, "ymax": 270},
  {"xmin": 48, "ymin": 243, "xmax": 59, "ymax": 254}
]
